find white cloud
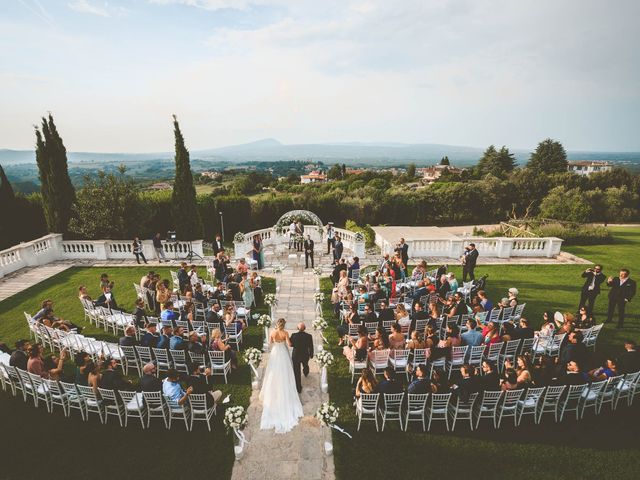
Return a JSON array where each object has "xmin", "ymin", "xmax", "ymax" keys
[{"xmin": 67, "ymin": 0, "xmax": 116, "ymax": 17}]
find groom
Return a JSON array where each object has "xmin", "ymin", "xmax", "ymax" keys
[{"xmin": 290, "ymin": 323, "xmax": 314, "ymax": 394}]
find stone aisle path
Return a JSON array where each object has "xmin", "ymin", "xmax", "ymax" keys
[
  {"xmin": 231, "ymin": 267, "xmax": 335, "ymax": 480},
  {"xmin": 0, "ymin": 263, "xmax": 72, "ymax": 302}
]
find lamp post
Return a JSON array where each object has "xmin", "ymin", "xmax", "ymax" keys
[{"xmin": 219, "ymin": 211, "xmax": 225, "ymax": 242}]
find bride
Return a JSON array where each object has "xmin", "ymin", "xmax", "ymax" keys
[{"xmin": 259, "ymin": 318, "xmax": 304, "ymax": 433}]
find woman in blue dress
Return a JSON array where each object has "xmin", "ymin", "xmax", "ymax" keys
[{"xmin": 252, "ymin": 234, "xmax": 264, "ymax": 269}]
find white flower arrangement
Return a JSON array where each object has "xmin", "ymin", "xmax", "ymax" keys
[
  {"xmin": 264, "ymin": 293, "xmax": 278, "ymax": 307},
  {"xmin": 257, "ymin": 314, "xmax": 272, "ymax": 328},
  {"xmin": 312, "ymin": 317, "xmax": 328, "ymax": 331},
  {"xmin": 354, "ymin": 231, "xmax": 365, "ymax": 242},
  {"xmin": 315, "ymin": 349, "xmax": 334, "ymax": 367},
  {"xmin": 313, "ymin": 266, "xmax": 323, "ymax": 276},
  {"xmin": 233, "ymin": 232, "xmax": 245, "ymax": 243},
  {"xmin": 313, "ymin": 292, "xmax": 325, "ymax": 304},
  {"xmin": 272, "ymin": 265, "xmax": 283, "ymax": 274},
  {"xmin": 315, "ymin": 402, "xmax": 339, "ymax": 427},
  {"xmin": 243, "ymin": 347, "xmax": 263, "ymax": 366},
  {"xmin": 224, "ymin": 405, "xmax": 248, "ymax": 431}
]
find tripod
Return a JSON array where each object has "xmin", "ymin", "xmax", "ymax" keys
[{"xmin": 184, "ymin": 241, "xmax": 203, "ymax": 262}]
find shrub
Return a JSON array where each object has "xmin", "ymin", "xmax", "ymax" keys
[
  {"xmin": 534, "ymin": 223, "xmax": 613, "ymax": 245},
  {"xmin": 344, "ymin": 219, "xmax": 375, "ymax": 248}
]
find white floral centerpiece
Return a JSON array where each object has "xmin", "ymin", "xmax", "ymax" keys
[
  {"xmin": 243, "ymin": 347, "xmax": 263, "ymax": 366},
  {"xmin": 257, "ymin": 314, "xmax": 272, "ymax": 328},
  {"xmin": 313, "ymin": 266, "xmax": 323, "ymax": 276},
  {"xmin": 233, "ymin": 232, "xmax": 246, "ymax": 243},
  {"xmin": 264, "ymin": 293, "xmax": 278, "ymax": 307},
  {"xmin": 272, "ymin": 265, "xmax": 283, "ymax": 274},
  {"xmin": 224, "ymin": 405, "xmax": 248, "ymax": 431},
  {"xmin": 315, "ymin": 402, "xmax": 339, "ymax": 427},
  {"xmin": 315, "ymin": 349, "xmax": 334, "ymax": 368},
  {"xmin": 313, "ymin": 292, "xmax": 325, "ymax": 304},
  {"xmin": 312, "ymin": 317, "xmax": 328, "ymax": 331}
]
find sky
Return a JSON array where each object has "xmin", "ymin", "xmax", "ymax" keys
[{"xmin": 0, "ymin": 0, "xmax": 639, "ymax": 153}]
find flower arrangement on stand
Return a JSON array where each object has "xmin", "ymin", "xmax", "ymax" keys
[
  {"xmin": 313, "ymin": 266, "xmax": 323, "ymax": 276},
  {"xmin": 313, "ymin": 292, "xmax": 325, "ymax": 315},
  {"xmin": 316, "ymin": 402, "xmax": 351, "ymax": 448},
  {"xmin": 257, "ymin": 314, "xmax": 272, "ymax": 352},
  {"xmin": 264, "ymin": 293, "xmax": 278, "ymax": 319},
  {"xmin": 315, "ymin": 348, "xmax": 334, "ymax": 393},
  {"xmin": 224, "ymin": 405, "xmax": 249, "ymax": 459},
  {"xmin": 312, "ymin": 316, "xmax": 329, "ymax": 344},
  {"xmin": 243, "ymin": 347, "xmax": 263, "ymax": 389},
  {"xmin": 233, "ymin": 232, "xmax": 246, "ymax": 243}
]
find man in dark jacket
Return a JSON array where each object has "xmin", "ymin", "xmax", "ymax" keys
[
  {"xmin": 378, "ymin": 367, "xmax": 403, "ymax": 395},
  {"xmin": 579, "ymin": 265, "xmax": 606, "ymax": 314},
  {"xmin": 462, "ymin": 243, "xmax": 479, "ymax": 282},
  {"xmin": 139, "ymin": 363, "xmax": 162, "ymax": 391},
  {"xmin": 140, "ymin": 323, "xmax": 160, "ymax": 348},
  {"xmin": 9, "ymin": 339, "xmax": 30, "ymax": 371},
  {"xmin": 618, "ymin": 340, "xmax": 640, "ymax": 374},
  {"xmin": 290, "ymin": 323, "xmax": 314, "ymax": 394},
  {"xmin": 606, "ymin": 269, "xmax": 637, "ymax": 328}
]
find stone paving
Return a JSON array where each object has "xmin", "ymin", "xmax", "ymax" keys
[
  {"xmin": 231, "ymin": 266, "xmax": 335, "ymax": 480},
  {"xmin": 0, "ymin": 263, "xmax": 72, "ymax": 302}
]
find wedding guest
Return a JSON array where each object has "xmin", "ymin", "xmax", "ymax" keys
[
  {"xmin": 606, "ymin": 268, "xmax": 636, "ymax": 328},
  {"xmin": 388, "ymin": 323, "xmax": 405, "ymax": 350},
  {"xmin": 355, "ymin": 367, "xmax": 378, "ymax": 398},
  {"xmin": 170, "ymin": 327, "xmax": 186, "ymax": 350},
  {"xmin": 95, "ymin": 286, "xmax": 118, "ymax": 311},
  {"xmin": 579, "ymin": 265, "xmax": 605, "ymax": 314},
  {"xmin": 210, "ymin": 328, "xmax": 237, "ymax": 369},
  {"xmin": 406, "ymin": 330, "xmax": 425, "ymax": 350},
  {"xmin": 461, "ymin": 319, "xmax": 483, "ymax": 346},
  {"xmin": 186, "ymin": 363, "xmax": 223, "ymax": 407},
  {"xmin": 157, "ymin": 325, "xmax": 173, "ymax": 350},
  {"xmin": 139, "ymin": 363, "xmax": 162, "ymax": 392},
  {"xmin": 479, "ymin": 360, "xmax": 500, "ymax": 391},
  {"xmin": 9, "ymin": 339, "xmax": 30, "ymax": 371},
  {"xmin": 452, "ymin": 364, "xmax": 479, "ymax": 402},
  {"xmin": 513, "ymin": 318, "xmax": 535, "ymax": 340},
  {"xmin": 153, "ymin": 233, "xmax": 166, "ymax": 263},
  {"xmin": 378, "ymin": 367, "xmax": 403, "ymax": 394},
  {"xmin": 589, "ymin": 358, "xmax": 619, "ymax": 380},
  {"xmin": 501, "ymin": 369, "xmax": 519, "ymax": 391},
  {"xmin": 119, "ymin": 326, "xmax": 138, "ymax": 347},
  {"xmin": 575, "ymin": 307, "xmax": 595, "ymax": 330},
  {"xmin": 507, "ymin": 288, "xmax": 519, "ymax": 307},
  {"xmin": 462, "ymin": 243, "xmax": 479, "ymax": 282},
  {"xmin": 78, "ymin": 285, "xmax": 92, "ymax": 302},
  {"xmin": 618, "ymin": 340, "xmax": 640, "ymax": 374},
  {"xmin": 141, "ymin": 323, "xmax": 160, "ymax": 348},
  {"xmin": 333, "ymin": 235, "xmax": 344, "ymax": 264},
  {"xmin": 100, "ymin": 357, "xmax": 132, "ymax": 391},
  {"xmin": 408, "ymin": 364, "xmax": 434, "ymax": 394},
  {"xmin": 132, "ymin": 236, "xmax": 147, "ymax": 264},
  {"xmin": 537, "ymin": 311, "xmax": 555, "ymax": 337},
  {"xmin": 369, "ymin": 327, "xmax": 390, "ymax": 359},
  {"xmin": 163, "ymin": 369, "xmax": 193, "ymax": 407},
  {"xmin": 252, "ymin": 234, "xmax": 264, "ymax": 270},
  {"xmin": 561, "ymin": 360, "xmax": 589, "ymax": 385},
  {"xmin": 343, "ymin": 325, "xmax": 369, "ymax": 362},
  {"xmin": 477, "ymin": 290, "xmax": 493, "ymax": 312},
  {"xmin": 27, "ymin": 344, "xmax": 66, "ymax": 380},
  {"xmin": 133, "ymin": 298, "xmax": 147, "ymax": 328}
]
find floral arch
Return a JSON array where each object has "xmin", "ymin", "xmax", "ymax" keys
[{"xmin": 274, "ymin": 210, "xmax": 324, "ymax": 234}]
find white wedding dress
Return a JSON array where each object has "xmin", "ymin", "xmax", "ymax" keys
[{"xmin": 259, "ymin": 340, "xmax": 304, "ymax": 433}]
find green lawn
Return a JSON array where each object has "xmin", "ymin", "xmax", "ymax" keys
[
  {"xmin": 320, "ymin": 227, "xmax": 640, "ymax": 480},
  {"xmin": 0, "ymin": 266, "xmax": 274, "ymax": 480}
]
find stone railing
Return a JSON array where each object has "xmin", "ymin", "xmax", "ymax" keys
[
  {"xmin": 0, "ymin": 234, "xmax": 204, "ymax": 278},
  {"xmin": 233, "ymin": 225, "xmax": 365, "ymax": 259},
  {"xmin": 376, "ymin": 234, "xmax": 562, "ymax": 259}
]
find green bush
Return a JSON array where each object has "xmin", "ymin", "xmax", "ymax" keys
[
  {"xmin": 534, "ymin": 223, "xmax": 613, "ymax": 245},
  {"xmin": 344, "ymin": 219, "xmax": 375, "ymax": 248}
]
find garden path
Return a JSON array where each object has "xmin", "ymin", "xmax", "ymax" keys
[
  {"xmin": 0, "ymin": 263, "xmax": 72, "ymax": 302},
  {"xmin": 231, "ymin": 266, "xmax": 335, "ymax": 480}
]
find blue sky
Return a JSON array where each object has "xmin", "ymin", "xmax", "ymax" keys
[{"xmin": 1, "ymin": 0, "xmax": 639, "ymax": 152}]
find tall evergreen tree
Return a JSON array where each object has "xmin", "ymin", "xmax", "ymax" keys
[
  {"xmin": 476, "ymin": 145, "xmax": 498, "ymax": 176},
  {"xmin": 34, "ymin": 114, "xmax": 75, "ymax": 234},
  {"xmin": 527, "ymin": 138, "xmax": 568, "ymax": 174},
  {"xmin": 0, "ymin": 164, "xmax": 17, "ymax": 248},
  {"xmin": 171, "ymin": 115, "xmax": 203, "ymax": 240},
  {"xmin": 440, "ymin": 156, "xmax": 450, "ymax": 166}
]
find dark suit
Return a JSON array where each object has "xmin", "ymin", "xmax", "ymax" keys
[
  {"xmin": 100, "ymin": 369, "xmax": 130, "ymax": 391},
  {"xmin": 407, "ymin": 377, "xmax": 431, "ymax": 394},
  {"xmin": 579, "ymin": 270, "xmax": 606, "ymax": 313},
  {"xmin": 139, "ymin": 374, "xmax": 162, "ymax": 392},
  {"xmin": 377, "ymin": 378, "xmax": 403, "ymax": 395},
  {"xmin": 607, "ymin": 276, "xmax": 637, "ymax": 327},
  {"xmin": 333, "ymin": 239, "xmax": 344, "ymax": 263},
  {"xmin": 95, "ymin": 293, "xmax": 118, "ymax": 310},
  {"xmin": 479, "ymin": 371, "xmax": 500, "ymax": 391},
  {"xmin": 212, "ymin": 239, "xmax": 224, "ymax": 256},
  {"xmin": 462, "ymin": 248, "xmax": 479, "ymax": 282},
  {"xmin": 304, "ymin": 239, "xmax": 315, "ymax": 268},
  {"xmin": 119, "ymin": 336, "xmax": 137, "ymax": 347},
  {"xmin": 141, "ymin": 332, "xmax": 159, "ymax": 348},
  {"xmin": 290, "ymin": 330, "xmax": 314, "ymax": 393},
  {"xmin": 9, "ymin": 350, "xmax": 28, "ymax": 371},
  {"xmin": 331, "ymin": 263, "xmax": 347, "ymax": 284},
  {"xmin": 395, "ymin": 243, "xmax": 409, "ymax": 273},
  {"xmin": 618, "ymin": 349, "xmax": 640, "ymax": 374}
]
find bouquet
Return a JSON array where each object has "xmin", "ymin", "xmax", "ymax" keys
[
  {"xmin": 315, "ymin": 349, "xmax": 334, "ymax": 368},
  {"xmin": 315, "ymin": 402, "xmax": 339, "ymax": 427},
  {"xmin": 224, "ymin": 405, "xmax": 248, "ymax": 431},
  {"xmin": 312, "ymin": 317, "xmax": 328, "ymax": 331},
  {"xmin": 233, "ymin": 232, "xmax": 246, "ymax": 243},
  {"xmin": 313, "ymin": 266, "xmax": 323, "ymax": 276},
  {"xmin": 272, "ymin": 265, "xmax": 283, "ymax": 274},
  {"xmin": 243, "ymin": 347, "xmax": 263, "ymax": 366},
  {"xmin": 313, "ymin": 292, "xmax": 325, "ymax": 304},
  {"xmin": 257, "ymin": 314, "xmax": 272, "ymax": 328},
  {"xmin": 264, "ymin": 293, "xmax": 278, "ymax": 307}
]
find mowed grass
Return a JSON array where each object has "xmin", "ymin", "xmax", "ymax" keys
[
  {"xmin": 0, "ymin": 266, "xmax": 274, "ymax": 480},
  {"xmin": 319, "ymin": 227, "xmax": 640, "ymax": 480}
]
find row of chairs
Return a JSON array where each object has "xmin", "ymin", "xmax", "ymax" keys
[
  {"xmin": 356, "ymin": 372, "xmax": 640, "ymax": 432},
  {"xmin": 0, "ymin": 364, "xmax": 216, "ymax": 431}
]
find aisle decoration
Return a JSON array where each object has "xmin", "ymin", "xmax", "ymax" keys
[
  {"xmin": 312, "ymin": 316, "xmax": 328, "ymax": 344},
  {"xmin": 257, "ymin": 314, "xmax": 272, "ymax": 351},
  {"xmin": 316, "ymin": 402, "xmax": 351, "ymax": 441},
  {"xmin": 315, "ymin": 347, "xmax": 334, "ymax": 393},
  {"xmin": 224, "ymin": 405, "xmax": 249, "ymax": 459},
  {"xmin": 243, "ymin": 347, "xmax": 263, "ymax": 388}
]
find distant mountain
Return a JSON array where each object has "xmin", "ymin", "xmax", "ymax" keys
[{"xmin": 2, "ymin": 141, "xmax": 640, "ymax": 168}]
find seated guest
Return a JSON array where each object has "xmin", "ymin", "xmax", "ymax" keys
[
  {"xmin": 210, "ymin": 328, "xmax": 238, "ymax": 369},
  {"xmin": 27, "ymin": 344, "xmax": 66, "ymax": 380},
  {"xmin": 360, "ymin": 304, "xmax": 377, "ymax": 324},
  {"xmin": 501, "ymin": 369, "xmax": 519, "ymax": 391},
  {"xmin": 100, "ymin": 357, "xmax": 132, "ymax": 391},
  {"xmin": 343, "ymin": 325, "xmax": 369, "ymax": 362},
  {"xmin": 133, "ymin": 298, "xmax": 147, "ymax": 328},
  {"xmin": 355, "ymin": 367, "xmax": 378, "ymax": 398},
  {"xmin": 477, "ymin": 290, "xmax": 493, "ymax": 312},
  {"xmin": 479, "ymin": 360, "xmax": 500, "ymax": 391},
  {"xmin": 409, "ymin": 281, "xmax": 428, "ymax": 304},
  {"xmin": 437, "ymin": 274, "xmax": 450, "ymax": 298},
  {"xmin": 162, "ymin": 369, "xmax": 193, "ymax": 407},
  {"xmin": 119, "ymin": 326, "xmax": 138, "ymax": 347},
  {"xmin": 482, "ymin": 322, "xmax": 501, "ymax": 347},
  {"xmin": 409, "ymin": 302, "xmax": 428, "ymax": 330},
  {"xmin": 193, "ymin": 284, "xmax": 207, "ymax": 305},
  {"xmin": 170, "ymin": 327, "xmax": 186, "ymax": 350},
  {"xmin": 78, "ymin": 285, "xmax": 93, "ymax": 302},
  {"xmin": 337, "ymin": 304, "xmax": 362, "ymax": 344},
  {"xmin": 186, "ymin": 363, "xmax": 223, "ymax": 407},
  {"xmin": 618, "ymin": 340, "xmax": 640, "ymax": 374},
  {"xmin": 378, "ymin": 367, "xmax": 403, "ymax": 394},
  {"xmin": 589, "ymin": 358, "xmax": 619, "ymax": 380},
  {"xmin": 139, "ymin": 363, "xmax": 162, "ymax": 392},
  {"xmin": 209, "ymin": 283, "xmax": 226, "ymax": 302},
  {"xmin": 187, "ymin": 331, "xmax": 206, "ymax": 355},
  {"xmin": 95, "ymin": 286, "xmax": 118, "ymax": 310},
  {"xmin": 507, "ymin": 288, "xmax": 519, "ymax": 307},
  {"xmin": 9, "ymin": 339, "xmax": 30, "ymax": 371},
  {"xmin": 513, "ymin": 318, "xmax": 535, "ymax": 340},
  {"xmin": 368, "ymin": 327, "xmax": 390, "ymax": 360},
  {"xmin": 461, "ymin": 319, "xmax": 483, "ymax": 346},
  {"xmin": 157, "ymin": 325, "xmax": 173, "ymax": 350},
  {"xmin": 388, "ymin": 323, "xmax": 405, "ymax": 350},
  {"xmin": 406, "ymin": 330, "xmax": 425, "ymax": 350},
  {"xmin": 408, "ymin": 364, "xmax": 434, "ymax": 394},
  {"xmin": 452, "ymin": 364, "xmax": 479, "ymax": 402},
  {"xmin": 395, "ymin": 304, "xmax": 411, "ymax": 328},
  {"xmin": 160, "ymin": 301, "xmax": 177, "ymax": 324},
  {"xmin": 558, "ymin": 331, "xmax": 588, "ymax": 371},
  {"xmin": 515, "ymin": 355, "xmax": 533, "ymax": 387},
  {"xmin": 141, "ymin": 323, "xmax": 160, "ymax": 348},
  {"xmin": 33, "ymin": 299, "xmax": 79, "ymax": 332},
  {"xmin": 537, "ymin": 311, "xmax": 556, "ymax": 337},
  {"xmin": 74, "ymin": 352, "xmax": 91, "ymax": 386},
  {"xmin": 562, "ymin": 360, "xmax": 589, "ymax": 385},
  {"xmin": 575, "ymin": 306, "xmax": 595, "ymax": 330},
  {"xmin": 377, "ymin": 300, "xmax": 395, "ymax": 323},
  {"xmin": 348, "ymin": 257, "xmax": 360, "ymax": 279},
  {"xmin": 447, "ymin": 273, "xmax": 459, "ymax": 294}
]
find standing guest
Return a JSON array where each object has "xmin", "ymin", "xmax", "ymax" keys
[
  {"xmin": 240, "ymin": 271, "xmax": 255, "ymax": 308},
  {"xmin": 326, "ymin": 223, "xmax": 335, "ymax": 254},
  {"xmin": 395, "ymin": 238, "xmax": 409, "ymax": 275},
  {"xmin": 133, "ymin": 298, "xmax": 147, "ymax": 328},
  {"xmin": 177, "ymin": 262, "xmax": 189, "ymax": 293},
  {"xmin": 141, "ymin": 323, "xmax": 160, "ymax": 348},
  {"xmin": 462, "ymin": 243, "xmax": 479, "ymax": 282},
  {"xmin": 333, "ymin": 235, "xmax": 344, "ymax": 264},
  {"xmin": 606, "ymin": 268, "xmax": 636, "ymax": 328},
  {"xmin": 618, "ymin": 340, "xmax": 640, "ymax": 374},
  {"xmin": 152, "ymin": 233, "xmax": 166, "ymax": 263},
  {"xmin": 9, "ymin": 339, "xmax": 30, "ymax": 370},
  {"xmin": 290, "ymin": 323, "xmax": 314, "ymax": 394},
  {"xmin": 252, "ymin": 234, "xmax": 264, "ymax": 270},
  {"xmin": 140, "ymin": 270, "xmax": 155, "ymax": 289},
  {"xmin": 304, "ymin": 234, "xmax": 315, "ymax": 269},
  {"xmin": 579, "ymin": 265, "xmax": 605, "ymax": 313},
  {"xmin": 212, "ymin": 233, "xmax": 224, "ymax": 256},
  {"xmin": 132, "ymin": 237, "xmax": 147, "ymax": 264},
  {"xmin": 119, "ymin": 326, "xmax": 138, "ymax": 347},
  {"xmin": 100, "ymin": 273, "xmax": 114, "ymax": 292},
  {"xmin": 139, "ymin": 363, "xmax": 162, "ymax": 392},
  {"xmin": 295, "ymin": 220, "xmax": 305, "ymax": 252}
]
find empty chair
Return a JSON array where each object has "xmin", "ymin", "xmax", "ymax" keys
[
  {"xmin": 412, "ymin": 348, "xmax": 429, "ymax": 367},
  {"xmin": 42, "ymin": 379, "xmax": 69, "ymax": 416},
  {"xmin": 98, "ymin": 388, "xmax": 126, "ymax": 427},
  {"xmin": 447, "ymin": 346, "xmax": 469, "ymax": 379},
  {"xmin": 152, "ymin": 348, "xmax": 173, "ymax": 376},
  {"xmin": 29, "ymin": 373, "xmax": 51, "ymax": 411},
  {"xmin": 473, "ymin": 390, "xmax": 503, "ymax": 429},
  {"xmin": 119, "ymin": 345, "xmax": 141, "ymax": 376},
  {"xmin": 484, "ymin": 342, "xmax": 503, "ymax": 364},
  {"xmin": 380, "ymin": 392, "xmax": 404, "ymax": 431},
  {"xmin": 389, "ymin": 349, "xmax": 410, "ymax": 380},
  {"xmin": 467, "ymin": 345, "xmax": 485, "ymax": 369},
  {"xmin": 498, "ymin": 340, "xmax": 521, "ymax": 372},
  {"xmin": 369, "ymin": 349, "xmax": 390, "ymax": 376},
  {"xmin": 143, "ymin": 391, "xmax": 169, "ymax": 428},
  {"xmin": 17, "ymin": 369, "xmax": 37, "ymax": 406},
  {"xmin": 613, "ymin": 371, "xmax": 640, "ymax": 408},
  {"xmin": 516, "ymin": 386, "xmax": 545, "ymax": 425},
  {"xmin": 496, "ymin": 388, "xmax": 524, "ymax": 428},
  {"xmin": 135, "ymin": 346, "xmax": 153, "ymax": 367},
  {"xmin": 404, "ymin": 393, "xmax": 429, "ymax": 431},
  {"xmin": 519, "ymin": 337, "xmax": 536, "ymax": 358},
  {"xmin": 225, "ymin": 323, "xmax": 243, "ymax": 351},
  {"xmin": 208, "ymin": 350, "xmax": 231, "ymax": 384},
  {"xmin": 364, "ymin": 322, "xmax": 378, "ymax": 335},
  {"xmin": 349, "ymin": 352, "xmax": 368, "ymax": 383},
  {"xmin": 448, "ymin": 393, "xmax": 478, "ymax": 431},
  {"xmin": 76, "ymin": 385, "xmax": 105, "ymax": 423},
  {"xmin": 579, "ymin": 380, "xmax": 607, "ymax": 417},
  {"xmin": 535, "ymin": 385, "xmax": 566, "ymax": 424},
  {"xmin": 582, "ymin": 324, "xmax": 604, "ymax": 351},
  {"xmin": 557, "ymin": 384, "xmax": 588, "ymax": 421},
  {"xmin": 118, "ymin": 390, "xmax": 148, "ymax": 428},
  {"xmin": 0, "ymin": 363, "xmax": 20, "ymax": 397},
  {"xmin": 170, "ymin": 349, "xmax": 190, "ymax": 375},
  {"xmin": 59, "ymin": 381, "xmax": 86, "ymax": 420},
  {"xmin": 189, "ymin": 393, "xmax": 217, "ymax": 431},
  {"xmin": 356, "ymin": 393, "xmax": 380, "ymax": 431},
  {"xmin": 598, "ymin": 374, "xmax": 626, "ymax": 413}
]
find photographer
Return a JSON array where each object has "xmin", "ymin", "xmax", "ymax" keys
[
  {"xmin": 579, "ymin": 265, "xmax": 605, "ymax": 314},
  {"xmin": 394, "ymin": 238, "xmax": 409, "ymax": 275},
  {"xmin": 461, "ymin": 243, "xmax": 479, "ymax": 282}
]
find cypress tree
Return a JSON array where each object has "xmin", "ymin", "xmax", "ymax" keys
[
  {"xmin": 527, "ymin": 138, "xmax": 568, "ymax": 174},
  {"xmin": 171, "ymin": 115, "xmax": 203, "ymax": 240},
  {"xmin": 440, "ymin": 156, "xmax": 450, "ymax": 166},
  {"xmin": 0, "ymin": 164, "xmax": 17, "ymax": 248},
  {"xmin": 34, "ymin": 114, "xmax": 75, "ymax": 234}
]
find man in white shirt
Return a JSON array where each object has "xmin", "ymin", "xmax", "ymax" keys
[
  {"xmin": 326, "ymin": 223, "xmax": 335, "ymax": 254},
  {"xmin": 289, "ymin": 221, "xmax": 297, "ymax": 249}
]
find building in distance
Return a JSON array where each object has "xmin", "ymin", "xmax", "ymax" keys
[
  {"xmin": 300, "ymin": 170, "xmax": 328, "ymax": 184},
  {"xmin": 567, "ymin": 161, "xmax": 613, "ymax": 176}
]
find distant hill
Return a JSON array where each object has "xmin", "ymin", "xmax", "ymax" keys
[{"xmin": 2, "ymin": 140, "xmax": 640, "ymax": 168}]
